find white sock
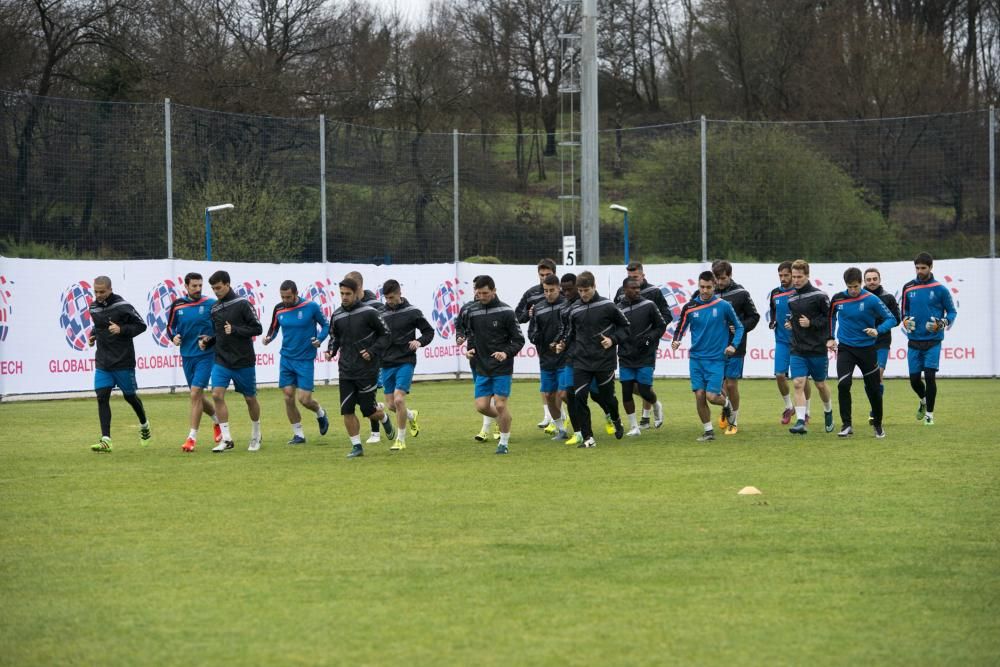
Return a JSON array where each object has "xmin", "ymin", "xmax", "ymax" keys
[
  {"xmin": 642, "ymin": 407, "xmax": 651, "ymax": 418},
  {"xmin": 920, "ymin": 397, "xmax": 927, "ymax": 405},
  {"xmin": 795, "ymin": 406, "xmax": 806, "ymax": 421},
  {"xmin": 211, "ymin": 414, "xmax": 220, "ymax": 424},
  {"xmin": 188, "ymin": 428, "xmax": 197, "ymax": 440},
  {"xmin": 703, "ymin": 421, "xmax": 713, "ymax": 432},
  {"xmin": 543, "ymin": 404, "xmax": 552, "ymax": 421},
  {"xmin": 382, "ymin": 413, "xmax": 391, "ymax": 424},
  {"xmin": 574, "ymin": 431, "xmax": 583, "ymax": 439},
  {"xmin": 926, "ymin": 411, "xmax": 934, "ymax": 419},
  {"xmin": 251, "ymin": 421, "xmax": 261, "ymax": 439},
  {"xmin": 407, "ymin": 409, "xmax": 415, "ymax": 420},
  {"xmin": 350, "ymin": 434, "xmax": 361, "ymax": 445},
  {"xmin": 220, "ymin": 422, "xmax": 232, "ymax": 441},
  {"xmin": 482, "ymin": 415, "xmax": 494, "ymax": 429},
  {"xmin": 724, "ymin": 397, "xmax": 732, "ymax": 410},
  {"xmin": 316, "ymin": 406, "xmax": 326, "ymax": 419},
  {"xmin": 292, "ymin": 422, "xmax": 304, "ymax": 437},
  {"xmin": 823, "ymin": 401, "xmax": 833, "ymax": 413},
  {"xmin": 140, "ymin": 421, "xmax": 150, "ymax": 429},
  {"xmin": 782, "ymin": 393, "xmax": 793, "ymax": 409},
  {"xmin": 731, "ymin": 409, "xmax": 739, "ymax": 425},
  {"xmin": 628, "ymin": 413, "xmax": 638, "ymax": 428},
  {"xmin": 500, "ymin": 432, "xmax": 510, "ymax": 445}
]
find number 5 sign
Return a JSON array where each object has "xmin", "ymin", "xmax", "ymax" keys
[{"xmin": 562, "ymin": 235, "xmax": 577, "ymax": 266}]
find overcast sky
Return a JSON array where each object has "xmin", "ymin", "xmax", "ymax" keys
[{"xmin": 366, "ymin": 0, "xmax": 432, "ymax": 22}]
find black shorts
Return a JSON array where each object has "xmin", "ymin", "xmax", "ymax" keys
[{"xmin": 339, "ymin": 377, "xmax": 379, "ymax": 416}]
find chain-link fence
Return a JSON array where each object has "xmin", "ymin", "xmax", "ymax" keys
[{"xmin": 1, "ymin": 90, "xmax": 996, "ymax": 264}]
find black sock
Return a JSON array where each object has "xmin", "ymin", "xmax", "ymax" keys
[{"xmin": 925, "ymin": 370, "xmax": 938, "ymax": 412}]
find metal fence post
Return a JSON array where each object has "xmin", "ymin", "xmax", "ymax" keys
[
  {"xmin": 453, "ymin": 129, "xmax": 459, "ymax": 265},
  {"xmin": 700, "ymin": 115, "xmax": 707, "ymax": 263},
  {"xmin": 320, "ymin": 114, "xmax": 327, "ymax": 263},
  {"xmin": 165, "ymin": 98, "xmax": 173, "ymax": 259}
]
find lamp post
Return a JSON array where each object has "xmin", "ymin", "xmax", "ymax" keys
[
  {"xmin": 610, "ymin": 204, "xmax": 630, "ymax": 265},
  {"xmin": 204, "ymin": 203, "xmax": 234, "ymax": 261}
]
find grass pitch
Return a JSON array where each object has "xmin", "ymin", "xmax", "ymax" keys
[{"xmin": 1, "ymin": 378, "xmax": 998, "ymax": 666}]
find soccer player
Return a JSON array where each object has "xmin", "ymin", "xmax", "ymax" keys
[
  {"xmin": 557, "ymin": 271, "xmax": 629, "ymax": 448},
  {"xmin": 262, "ymin": 280, "xmax": 330, "ymax": 445},
  {"xmin": 87, "ymin": 276, "xmax": 150, "ymax": 452},
  {"xmin": 767, "ymin": 261, "xmax": 812, "ymax": 424},
  {"xmin": 828, "ymin": 267, "xmax": 897, "ymax": 438},
  {"xmin": 456, "ymin": 278, "xmax": 499, "ymax": 442},
  {"xmin": 167, "ymin": 272, "xmax": 222, "ymax": 452},
  {"xmin": 712, "ymin": 260, "xmax": 760, "ymax": 435},
  {"xmin": 199, "ymin": 270, "xmax": 264, "ymax": 452},
  {"xmin": 900, "ymin": 252, "xmax": 958, "ymax": 426},
  {"xmin": 616, "ymin": 277, "xmax": 666, "ymax": 436},
  {"xmin": 785, "ymin": 260, "xmax": 835, "ymax": 435},
  {"xmin": 671, "ymin": 271, "xmax": 744, "ymax": 441},
  {"xmin": 613, "ymin": 261, "xmax": 673, "ymax": 428},
  {"xmin": 345, "ymin": 271, "xmax": 389, "ymax": 445},
  {"xmin": 465, "ymin": 275, "xmax": 525, "ymax": 455},
  {"xmin": 516, "ymin": 258, "xmax": 558, "ymax": 430},
  {"xmin": 380, "ymin": 279, "xmax": 435, "ymax": 450},
  {"xmin": 528, "ymin": 273, "xmax": 569, "ymax": 439},
  {"xmin": 324, "ymin": 277, "xmax": 396, "ymax": 458},
  {"xmin": 559, "ymin": 273, "xmax": 585, "ymax": 445},
  {"xmin": 864, "ymin": 267, "xmax": 901, "ymax": 424}
]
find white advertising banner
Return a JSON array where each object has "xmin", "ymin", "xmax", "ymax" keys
[{"xmin": 0, "ymin": 257, "xmax": 996, "ymax": 396}]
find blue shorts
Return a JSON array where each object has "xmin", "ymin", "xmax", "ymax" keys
[
  {"xmin": 95, "ymin": 368, "xmax": 138, "ymax": 394},
  {"xmin": 876, "ymin": 347, "xmax": 889, "ymax": 370},
  {"xmin": 558, "ymin": 365, "xmax": 574, "ymax": 391},
  {"xmin": 211, "ymin": 364, "xmax": 257, "ymax": 396},
  {"xmin": 619, "ymin": 366, "xmax": 654, "ymax": 385},
  {"xmin": 790, "ymin": 355, "xmax": 828, "ymax": 382},
  {"xmin": 539, "ymin": 369, "xmax": 560, "ymax": 393},
  {"xmin": 381, "ymin": 364, "xmax": 415, "ymax": 394},
  {"xmin": 908, "ymin": 344, "xmax": 941, "ymax": 374},
  {"xmin": 689, "ymin": 359, "xmax": 724, "ymax": 394},
  {"xmin": 182, "ymin": 354, "xmax": 213, "ymax": 389},
  {"xmin": 475, "ymin": 374, "xmax": 512, "ymax": 399},
  {"xmin": 774, "ymin": 341, "xmax": 791, "ymax": 376},
  {"xmin": 724, "ymin": 356, "xmax": 744, "ymax": 379},
  {"xmin": 279, "ymin": 357, "xmax": 315, "ymax": 392}
]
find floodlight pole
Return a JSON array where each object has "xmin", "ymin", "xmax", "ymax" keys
[
  {"xmin": 580, "ymin": 0, "xmax": 600, "ymax": 264},
  {"xmin": 205, "ymin": 204, "xmax": 234, "ymax": 261}
]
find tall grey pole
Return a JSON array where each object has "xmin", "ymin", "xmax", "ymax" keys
[
  {"xmin": 580, "ymin": 0, "xmax": 600, "ymax": 264},
  {"xmin": 453, "ymin": 129, "xmax": 460, "ymax": 264},
  {"xmin": 320, "ymin": 114, "xmax": 328, "ymax": 263},
  {"xmin": 990, "ymin": 106, "xmax": 996, "ymax": 259},
  {"xmin": 700, "ymin": 115, "xmax": 707, "ymax": 263},
  {"xmin": 165, "ymin": 98, "xmax": 173, "ymax": 259}
]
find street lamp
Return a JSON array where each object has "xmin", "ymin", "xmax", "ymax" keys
[
  {"xmin": 610, "ymin": 204, "xmax": 630, "ymax": 265},
  {"xmin": 204, "ymin": 203, "xmax": 234, "ymax": 261}
]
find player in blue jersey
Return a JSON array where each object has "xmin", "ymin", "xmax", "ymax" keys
[
  {"xmin": 863, "ymin": 267, "xmax": 901, "ymax": 424},
  {"xmin": 671, "ymin": 271, "xmax": 744, "ymax": 442},
  {"xmin": 767, "ymin": 261, "xmax": 812, "ymax": 425},
  {"xmin": 827, "ymin": 267, "xmax": 897, "ymax": 438},
  {"xmin": 263, "ymin": 280, "xmax": 330, "ymax": 445},
  {"xmin": 167, "ymin": 272, "xmax": 222, "ymax": 452},
  {"xmin": 900, "ymin": 252, "xmax": 958, "ymax": 426},
  {"xmin": 712, "ymin": 260, "xmax": 759, "ymax": 435}
]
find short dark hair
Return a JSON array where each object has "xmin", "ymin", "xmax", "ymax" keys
[
  {"xmin": 843, "ymin": 267, "xmax": 863, "ymax": 284},
  {"xmin": 560, "ymin": 272, "xmax": 577, "ymax": 285},
  {"xmin": 542, "ymin": 274, "xmax": 560, "ymax": 287},
  {"xmin": 622, "ymin": 277, "xmax": 640, "ymax": 287},
  {"xmin": 537, "ymin": 258, "xmax": 557, "ymax": 272},
  {"xmin": 698, "ymin": 270, "xmax": 716, "ymax": 283},
  {"xmin": 712, "ymin": 260, "xmax": 732, "ymax": 277},
  {"xmin": 864, "ymin": 267, "xmax": 881, "ymax": 278},
  {"xmin": 914, "ymin": 251, "xmax": 934, "ymax": 267},
  {"xmin": 382, "ymin": 279, "xmax": 401, "ymax": 295},
  {"xmin": 184, "ymin": 272, "xmax": 202, "ymax": 285},
  {"xmin": 778, "ymin": 260, "xmax": 793, "ymax": 272},
  {"xmin": 339, "ymin": 277, "xmax": 358, "ymax": 292},
  {"xmin": 280, "ymin": 280, "xmax": 297, "ymax": 292},
  {"xmin": 345, "ymin": 271, "xmax": 364, "ymax": 287},
  {"xmin": 626, "ymin": 261, "xmax": 643, "ymax": 272},
  {"xmin": 576, "ymin": 271, "xmax": 595, "ymax": 288},
  {"xmin": 474, "ymin": 275, "xmax": 495, "ymax": 290},
  {"xmin": 208, "ymin": 270, "xmax": 230, "ymax": 286}
]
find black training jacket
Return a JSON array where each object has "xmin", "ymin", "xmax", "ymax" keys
[
  {"xmin": 716, "ymin": 281, "xmax": 760, "ymax": 357},
  {"xmin": 203, "ymin": 289, "xmax": 263, "ymax": 369},
  {"xmin": 528, "ymin": 296, "xmax": 568, "ymax": 371},
  {"xmin": 560, "ymin": 293, "xmax": 630, "ymax": 372},
  {"xmin": 381, "ymin": 298, "xmax": 435, "ymax": 368},
  {"xmin": 868, "ymin": 285, "xmax": 901, "ymax": 350},
  {"xmin": 613, "ymin": 279, "xmax": 674, "ymax": 326},
  {"xmin": 515, "ymin": 283, "xmax": 546, "ymax": 323},
  {"xmin": 616, "ymin": 295, "xmax": 666, "ymax": 369},
  {"xmin": 89, "ymin": 293, "xmax": 147, "ymax": 370},
  {"xmin": 327, "ymin": 302, "xmax": 391, "ymax": 381},
  {"xmin": 787, "ymin": 282, "xmax": 831, "ymax": 357},
  {"xmin": 466, "ymin": 297, "xmax": 525, "ymax": 376}
]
